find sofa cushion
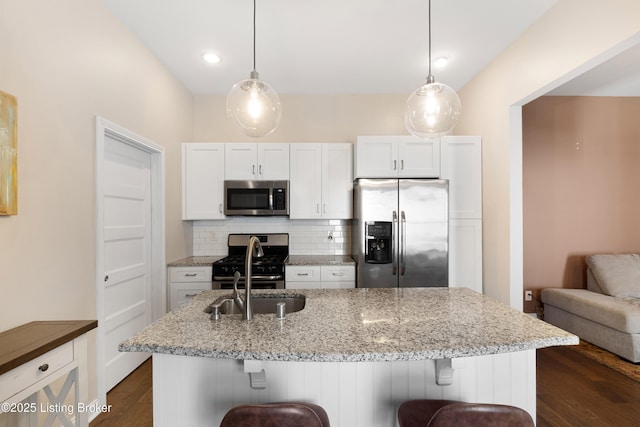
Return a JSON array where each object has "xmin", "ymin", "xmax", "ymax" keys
[
  {"xmin": 586, "ymin": 269, "xmax": 605, "ymax": 294},
  {"xmin": 586, "ymin": 254, "xmax": 640, "ymax": 298},
  {"xmin": 541, "ymin": 288, "xmax": 640, "ymax": 334}
]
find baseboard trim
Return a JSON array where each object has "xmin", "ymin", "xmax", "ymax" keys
[{"xmin": 87, "ymin": 398, "xmax": 114, "ymax": 422}]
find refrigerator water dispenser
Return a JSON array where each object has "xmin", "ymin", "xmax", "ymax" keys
[{"xmin": 365, "ymin": 222, "xmax": 392, "ymax": 264}]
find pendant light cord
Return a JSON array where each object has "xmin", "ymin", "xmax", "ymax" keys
[
  {"xmin": 253, "ymin": 0, "xmax": 257, "ymax": 73},
  {"xmin": 427, "ymin": 0, "xmax": 433, "ymax": 81}
]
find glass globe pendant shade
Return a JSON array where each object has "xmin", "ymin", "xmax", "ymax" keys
[
  {"xmin": 405, "ymin": 79, "xmax": 462, "ymax": 139},
  {"xmin": 226, "ymin": 71, "xmax": 282, "ymax": 138}
]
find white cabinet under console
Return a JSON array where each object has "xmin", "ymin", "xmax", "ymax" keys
[
  {"xmin": 286, "ymin": 265, "xmax": 355, "ymax": 289},
  {"xmin": 225, "ymin": 143, "xmax": 289, "ymax": 180},
  {"xmin": 0, "ymin": 321, "xmax": 96, "ymax": 427},
  {"xmin": 168, "ymin": 266, "xmax": 212, "ymax": 311},
  {"xmin": 355, "ymin": 135, "xmax": 440, "ymax": 178}
]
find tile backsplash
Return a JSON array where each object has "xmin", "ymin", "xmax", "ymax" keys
[{"xmin": 193, "ymin": 218, "xmax": 352, "ymax": 256}]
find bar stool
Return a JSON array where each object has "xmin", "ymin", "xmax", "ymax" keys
[
  {"xmin": 220, "ymin": 402, "xmax": 330, "ymax": 427},
  {"xmin": 398, "ymin": 399, "xmax": 534, "ymax": 427}
]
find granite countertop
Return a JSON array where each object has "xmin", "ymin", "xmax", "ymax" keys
[
  {"xmin": 286, "ymin": 255, "xmax": 355, "ymax": 266},
  {"xmin": 120, "ymin": 287, "xmax": 577, "ymax": 362},
  {"xmin": 167, "ymin": 256, "xmax": 225, "ymax": 267}
]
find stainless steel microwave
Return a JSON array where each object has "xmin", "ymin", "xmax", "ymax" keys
[{"xmin": 224, "ymin": 180, "xmax": 289, "ymax": 216}]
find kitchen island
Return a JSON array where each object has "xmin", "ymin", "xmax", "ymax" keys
[{"xmin": 120, "ymin": 287, "xmax": 576, "ymax": 427}]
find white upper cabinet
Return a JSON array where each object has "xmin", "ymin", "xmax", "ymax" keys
[
  {"xmin": 322, "ymin": 143, "xmax": 353, "ymax": 219},
  {"xmin": 440, "ymin": 136, "xmax": 482, "ymax": 219},
  {"xmin": 224, "ymin": 143, "xmax": 289, "ymax": 180},
  {"xmin": 355, "ymin": 135, "xmax": 440, "ymax": 178},
  {"xmin": 290, "ymin": 143, "xmax": 353, "ymax": 219},
  {"xmin": 182, "ymin": 143, "xmax": 225, "ymax": 220},
  {"xmin": 289, "ymin": 144, "xmax": 322, "ymax": 218}
]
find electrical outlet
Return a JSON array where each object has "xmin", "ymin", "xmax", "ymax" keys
[{"xmin": 524, "ymin": 290, "xmax": 533, "ymax": 302}]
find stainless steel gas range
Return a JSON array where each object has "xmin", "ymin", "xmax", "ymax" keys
[{"xmin": 212, "ymin": 233, "xmax": 288, "ymax": 290}]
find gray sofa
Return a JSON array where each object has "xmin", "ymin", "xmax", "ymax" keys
[{"xmin": 541, "ymin": 254, "xmax": 640, "ymax": 363}]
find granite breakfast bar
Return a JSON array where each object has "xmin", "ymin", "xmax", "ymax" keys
[{"xmin": 120, "ymin": 287, "xmax": 577, "ymax": 427}]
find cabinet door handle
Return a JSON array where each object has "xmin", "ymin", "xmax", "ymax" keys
[
  {"xmin": 259, "ymin": 164, "xmax": 263, "ymax": 175},
  {"xmin": 393, "ymin": 160, "xmax": 397, "ymax": 170},
  {"xmin": 219, "ymin": 203, "xmax": 223, "ymax": 213},
  {"xmin": 184, "ymin": 273, "xmax": 197, "ymax": 277},
  {"xmin": 401, "ymin": 159, "xmax": 404, "ymax": 170},
  {"xmin": 323, "ymin": 204, "xmax": 326, "ymax": 214},
  {"xmin": 316, "ymin": 204, "xmax": 320, "ymax": 213},
  {"xmin": 252, "ymin": 164, "xmax": 256, "ymax": 175}
]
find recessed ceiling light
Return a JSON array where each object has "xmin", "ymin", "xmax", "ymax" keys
[
  {"xmin": 434, "ymin": 56, "xmax": 449, "ymax": 68},
  {"xmin": 202, "ymin": 52, "xmax": 221, "ymax": 64}
]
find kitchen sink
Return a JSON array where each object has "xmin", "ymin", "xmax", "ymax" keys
[{"xmin": 205, "ymin": 294, "xmax": 306, "ymax": 316}]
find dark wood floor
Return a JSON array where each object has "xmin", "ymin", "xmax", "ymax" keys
[
  {"xmin": 537, "ymin": 346, "xmax": 640, "ymax": 426},
  {"xmin": 90, "ymin": 348, "xmax": 640, "ymax": 426},
  {"xmin": 90, "ymin": 357, "xmax": 152, "ymax": 427}
]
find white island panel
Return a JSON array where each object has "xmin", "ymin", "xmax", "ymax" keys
[{"xmin": 153, "ymin": 349, "xmax": 535, "ymax": 427}]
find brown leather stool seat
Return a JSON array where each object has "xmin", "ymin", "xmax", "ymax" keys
[
  {"xmin": 398, "ymin": 399, "xmax": 534, "ymax": 427},
  {"xmin": 220, "ymin": 402, "xmax": 330, "ymax": 427}
]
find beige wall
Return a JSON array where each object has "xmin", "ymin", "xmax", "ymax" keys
[
  {"xmin": 523, "ymin": 96, "xmax": 640, "ymax": 290},
  {"xmin": 455, "ymin": 0, "xmax": 640, "ymax": 305},
  {"xmin": 193, "ymin": 94, "xmax": 407, "ymax": 142},
  {"xmin": 0, "ymin": 0, "xmax": 192, "ymax": 403}
]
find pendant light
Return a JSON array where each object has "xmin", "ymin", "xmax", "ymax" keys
[
  {"xmin": 405, "ymin": 0, "xmax": 461, "ymax": 138},
  {"xmin": 226, "ymin": 0, "xmax": 281, "ymax": 137}
]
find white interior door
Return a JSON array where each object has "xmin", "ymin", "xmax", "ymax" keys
[
  {"xmin": 96, "ymin": 117, "xmax": 165, "ymax": 402},
  {"xmin": 102, "ymin": 136, "xmax": 152, "ymax": 391}
]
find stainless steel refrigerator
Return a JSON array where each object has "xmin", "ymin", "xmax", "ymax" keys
[{"xmin": 353, "ymin": 179, "xmax": 448, "ymax": 288}]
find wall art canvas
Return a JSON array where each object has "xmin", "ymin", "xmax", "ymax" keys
[{"xmin": 0, "ymin": 90, "xmax": 17, "ymax": 215}]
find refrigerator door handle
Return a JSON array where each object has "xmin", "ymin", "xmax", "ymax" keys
[
  {"xmin": 392, "ymin": 210, "xmax": 398, "ymax": 275},
  {"xmin": 400, "ymin": 210, "xmax": 406, "ymax": 275}
]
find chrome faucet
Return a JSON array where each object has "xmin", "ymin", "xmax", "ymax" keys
[{"xmin": 232, "ymin": 236, "xmax": 264, "ymax": 320}]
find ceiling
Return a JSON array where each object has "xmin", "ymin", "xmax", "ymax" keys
[{"xmin": 100, "ymin": 0, "xmax": 558, "ymax": 95}]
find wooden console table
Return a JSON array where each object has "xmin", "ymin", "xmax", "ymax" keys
[{"xmin": 0, "ymin": 320, "xmax": 97, "ymax": 427}]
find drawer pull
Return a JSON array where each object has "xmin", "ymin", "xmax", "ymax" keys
[
  {"xmin": 39, "ymin": 363, "xmax": 49, "ymax": 372},
  {"xmin": 332, "ymin": 272, "xmax": 345, "ymax": 276},
  {"xmin": 185, "ymin": 293, "xmax": 199, "ymax": 298},
  {"xmin": 184, "ymin": 273, "xmax": 197, "ymax": 277},
  {"xmin": 297, "ymin": 272, "xmax": 309, "ymax": 276}
]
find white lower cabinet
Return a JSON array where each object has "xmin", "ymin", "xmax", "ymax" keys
[
  {"xmin": 168, "ymin": 266, "xmax": 212, "ymax": 311},
  {"xmin": 286, "ymin": 266, "xmax": 321, "ymax": 289},
  {"xmin": 320, "ymin": 265, "xmax": 356, "ymax": 289},
  {"xmin": 286, "ymin": 265, "xmax": 355, "ymax": 289}
]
